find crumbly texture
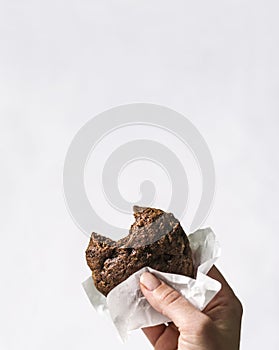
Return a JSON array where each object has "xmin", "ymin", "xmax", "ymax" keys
[{"xmin": 86, "ymin": 206, "xmax": 194, "ymax": 296}]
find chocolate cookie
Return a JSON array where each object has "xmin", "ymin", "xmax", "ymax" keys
[{"xmin": 86, "ymin": 206, "xmax": 194, "ymax": 296}]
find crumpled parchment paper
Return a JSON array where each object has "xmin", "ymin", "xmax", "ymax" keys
[{"xmin": 82, "ymin": 227, "xmax": 221, "ymax": 341}]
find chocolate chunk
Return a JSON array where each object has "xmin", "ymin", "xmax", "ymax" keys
[{"xmin": 86, "ymin": 206, "xmax": 194, "ymax": 296}]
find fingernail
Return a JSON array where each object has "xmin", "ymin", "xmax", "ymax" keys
[{"xmin": 140, "ymin": 272, "xmax": 161, "ymax": 291}]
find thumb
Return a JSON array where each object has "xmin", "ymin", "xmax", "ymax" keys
[{"xmin": 140, "ymin": 272, "xmax": 203, "ymax": 330}]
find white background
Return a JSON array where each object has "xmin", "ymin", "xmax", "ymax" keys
[{"xmin": 1, "ymin": 1, "xmax": 279, "ymax": 349}]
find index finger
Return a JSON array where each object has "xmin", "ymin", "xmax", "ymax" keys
[
  {"xmin": 142, "ymin": 324, "xmax": 166, "ymax": 346},
  {"xmin": 207, "ymin": 265, "xmax": 235, "ymax": 296}
]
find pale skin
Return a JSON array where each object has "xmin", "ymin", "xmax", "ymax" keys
[{"xmin": 140, "ymin": 266, "xmax": 243, "ymax": 350}]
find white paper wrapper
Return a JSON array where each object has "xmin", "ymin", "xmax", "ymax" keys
[{"xmin": 82, "ymin": 227, "xmax": 221, "ymax": 341}]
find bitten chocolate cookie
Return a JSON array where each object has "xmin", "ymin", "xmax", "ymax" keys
[{"xmin": 86, "ymin": 206, "xmax": 194, "ymax": 296}]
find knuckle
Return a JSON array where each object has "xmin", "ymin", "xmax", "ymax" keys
[
  {"xmin": 194, "ymin": 316, "xmax": 213, "ymax": 337},
  {"xmin": 157, "ymin": 286, "xmax": 182, "ymax": 307},
  {"xmin": 233, "ymin": 296, "xmax": 243, "ymax": 317},
  {"xmin": 224, "ymin": 294, "xmax": 243, "ymax": 320}
]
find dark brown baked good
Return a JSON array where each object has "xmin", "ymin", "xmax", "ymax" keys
[{"xmin": 86, "ymin": 206, "xmax": 194, "ymax": 296}]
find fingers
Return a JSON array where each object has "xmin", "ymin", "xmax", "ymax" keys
[
  {"xmin": 142, "ymin": 324, "xmax": 166, "ymax": 346},
  {"xmin": 207, "ymin": 265, "xmax": 235, "ymax": 297},
  {"xmin": 142, "ymin": 324, "xmax": 179, "ymax": 350},
  {"xmin": 205, "ymin": 265, "xmax": 243, "ymax": 320},
  {"xmin": 153, "ymin": 324, "xmax": 179, "ymax": 350},
  {"xmin": 140, "ymin": 272, "xmax": 204, "ymax": 331},
  {"xmin": 207, "ymin": 265, "xmax": 230, "ymax": 289}
]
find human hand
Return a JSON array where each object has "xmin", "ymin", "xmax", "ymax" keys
[{"xmin": 140, "ymin": 266, "xmax": 243, "ymax": 350}]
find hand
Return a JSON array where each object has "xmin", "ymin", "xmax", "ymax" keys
[{"xmin": 140, "ymin": 266, "xmax": 243, "ymax": 350}]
